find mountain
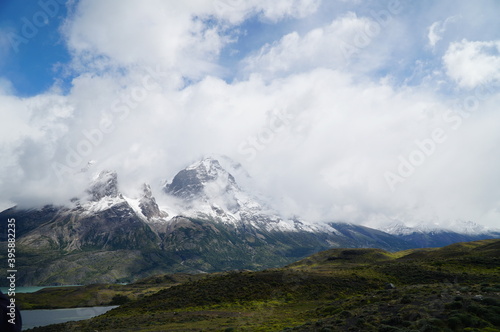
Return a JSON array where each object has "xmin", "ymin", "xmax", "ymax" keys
[
  {"xmin": 382, "ymin": 220, "xmax": 500, "ymax": 248},
  {"xmin": 164, "ymin": 157, "xmax": 327, "ymax": 233},
  {"xmin": 1, "ymin": 157, "xmax": 499, "ymax": 286},
  {"xmin": 14, "ymin": 171, "xmax": 160, "ymax": 252}
]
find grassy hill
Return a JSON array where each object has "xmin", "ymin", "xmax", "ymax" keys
[{"xmin": 25, "ymin": 239, "xmax": 500, "ymax": 331}]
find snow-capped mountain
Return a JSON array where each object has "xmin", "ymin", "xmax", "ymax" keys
[
  {"xmin": 383, "ymin": 221, "xmax": 441, "ymax": 236},
  {"xmin": 383, "ymin": 220, "xmax": 497, "ymax": 236},
  {"xmin": 1, "ymin": 157, "xmax": 499, "ymax": 286},
  {"xmin": 450, "ymin": 220, "xmax": 496, "ymax": 235},
  {"xmin": 382, "ymin": 220, "xmax": 500, "ymax": 248},
  {"xmin": 88, "ymin": 170, "xmax": 120, "ymax": 201},
  {"xmin": 162, "ymin": 157, "xmax": 321, "ymax": 232}
]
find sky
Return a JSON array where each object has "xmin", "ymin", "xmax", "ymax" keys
[{"xmin": 1, "ymin": 0, "xmax": 500, "ymax": 230}]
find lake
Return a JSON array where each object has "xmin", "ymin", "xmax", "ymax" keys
[
  {"xmin": 21, "ymin": 306, "xmax": 118, "ymax": 329},
  {"xmin": 0, "ymin": 285, "xmax": 81, "ymax": 294}
]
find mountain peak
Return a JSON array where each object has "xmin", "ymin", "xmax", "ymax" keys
[
  {"xmin": 138, "ymin": 183, "xmax": 168, "ymax": 220},
  {"xmin": 164, "ymin": 157, "xmax": 238, "ymax": 201},
  {"xmin": 141, "ymin": 183, "xmax": 154, "ymax": 198},
  {"xmin": 87, "ymin": 170, "xmax": 119, "ymax": 201},
  {"xmin": 185, "ymin": 157, "xmax": 220, "ymax": 170}
]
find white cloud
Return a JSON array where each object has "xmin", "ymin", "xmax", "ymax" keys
[
  {"xmin": 62, "ymin": 0, "xmax": 321, "ymax": 80},
  {"xmin": 0, "ymin": 77, "xmax": 15, "ymax": 95},
  {"xmin": 63, "ymin": 0, "xmax": 219, "ymax": 78},
  {"xmin": 241, "ymin": 10, "xmax": 406, "ymax": 79},
  {"xmin": 243, "ymin": 12, "xmax": 378, "ymax": 76},
  {"xmin": 428, "ymin": 22, "xmax": 443, "ymax": 48},
  {"xmin": 0, "ymin": 93, "xmax": 34, "ymax": 144},
  {"xmin": 443, "ymin": 39, "xmax": 500, "ymax": 89},
  {"xmin": 253, "ymin": 0, "xmax": 321, "ymax": 21},
  {"xmin": 0, "ymin": 28, "xmax": 15, "ymax": 66},
  {"xmin": 427, "ymin": 16, "xmax": 460, "ymax": 48},
  {"xmin": 213, "ymin": 0, "xmax": 320, "ymax": 23}
]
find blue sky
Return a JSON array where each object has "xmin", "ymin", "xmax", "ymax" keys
[
  {"xmin": 0, "ymin": 0, "xmax": 71, "ymax": 96},
  {"xmin": 2, "ymin": 0, "xmax": 500, "ymax": 230}
]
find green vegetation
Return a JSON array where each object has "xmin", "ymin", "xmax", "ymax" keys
[
  {"xmin": 17, "ymin": 273, "xmax": 206, "ymax": 309},
  {"xmin": 25, "ymin": 239, "xmax": 500, "ymax": 331}
]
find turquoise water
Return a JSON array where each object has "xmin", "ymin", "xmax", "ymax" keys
[
  {"xmin": 21, "ymin": 306, "xmax": 118, "ymax": 329},
  {"xmin": 0, "ymin": 285, "xmax": 81, "ymax": 294}
]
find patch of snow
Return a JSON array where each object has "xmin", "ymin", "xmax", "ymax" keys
[
  {"xmin": 81, "ymin": 195, "xmax": 125, "ymax": 215},
  {"xmin": 124, "ymin": 196, "xmax": 148, "ymax": 221}
]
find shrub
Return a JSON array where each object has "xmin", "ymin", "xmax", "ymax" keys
[
  {"xmin": 417, "ymin": 318, "xmax": 446, "ymax": 331},
  {"xmin": 447, "ymin": 316, "xmax": 462, "ymax": 330},
  {"xmin": 110, "ymin": 294, "xmax": 130, "ymax": 305},
  {"xmin": 483, "ymin": 297, "xmax": 500, "ymax": 306},
  {"xmin": 445, "ymin": 301, "xmax": 463, "ymax": 310},
  {"xmin": 378, "ymin": 325, "xmax": 401, "ymax": 332},
  {"xmin": 400, "ymin": 295, "xmax": 412, "ymax": 304}
]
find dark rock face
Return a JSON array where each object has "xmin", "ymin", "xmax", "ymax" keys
[
  {"xmin": 165, "ymin": 168, "xmax": 206, "ymax": 199},
  {"xmin": 164, "ymin": 158, "xmax": 237, "ymax": 200},
  {"xmin": 10, "ymin": 203, "xmax": 159, "ymax": 252},
  {"xmin": 139, "ymin": 184, "xmax": 168, "ymax": 220},
  {"xmin": 75, "ymin": 202, "xmax": 160, "ymax": 251},
  {"xmin": 0, "ymin": 205, "xmax": 59, "ymax": 241}
]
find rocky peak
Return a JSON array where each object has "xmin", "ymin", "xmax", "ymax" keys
[
  {"xmin": 164, "ymin": 158, "xmax": 238, "ymax": 200},
  {"xmin": 87, "ymin": 170, "xmax": 119, "ymax": 201},
  {"xmin": 141, "ymin": 183, "xmax": 154, "ymax": 199},
  {"xmin": 139, "ymin": 184, "xmax": 167, "ymax": 220}
]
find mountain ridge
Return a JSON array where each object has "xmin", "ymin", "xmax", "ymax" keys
[{"xmin": 1, "ymin": 157, "xmax": 499, "ymax": 286}]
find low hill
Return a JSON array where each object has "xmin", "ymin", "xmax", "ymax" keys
[{"xmin": 26, "ymin": 239, "xmax": 500, "ymax": 331}]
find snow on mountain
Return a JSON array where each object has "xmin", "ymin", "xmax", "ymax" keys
[
  {"xmin": 383, "ymin": 220, "xmax": 498, "ymax": 236},
  {"xmin": 162, "ymin": 157, "xmax": 336, "ymax": 233},
  {"xmin": 448, "ymin": 220, "xmax": 493, "ymax": 235},
  {"xmin": 74, "ymin": 170, "xmax": 168, "ymax": 225},
  {"xmin": 88, "ymin": 170, "xmax": 120, "ymax": 201},
  {"xmin": 79, "ymin": 170, "xmax": 125, "ymax": 214},
  {"xmin": 137, "ymin": 183, "xmax": 169, "ymax": 221},
  {"xmin": 382, "ymin": 221, "xmax": 441, "ymax": 236}
]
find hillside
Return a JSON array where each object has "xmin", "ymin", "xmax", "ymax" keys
[{"xmin": 25, "ymin": 239, "xmax": 500, "ymax": 331}]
